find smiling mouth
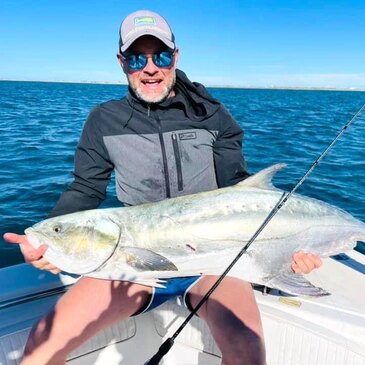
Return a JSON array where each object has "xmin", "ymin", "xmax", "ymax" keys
[{"xmin": 141, "ymin": 79, "xmax": 162, "ymax": 86}]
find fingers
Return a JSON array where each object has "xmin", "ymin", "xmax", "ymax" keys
[
  {"xmin": 28, "ymin": 257, "xmax": 61, "ymax": 275},
  {"xmin": 31, "ymin": 257, "xmax": 51, "ymax": 269},
  {"xmin": 3, "ymin": 232, "xmax": 28, "ymax": 245},
  {"xmin": 4, "ymin": 232, "xmax": 48, "ymax": 260},
  {"xmin": 4, "ymin": 232, "xmax": 61, "ymax": 274},
  {"xmin": 291, "ymin": 251, "xmax": 322, "ymax": 274},
  {"xmin": 4, "ymin": 232, "xmax": 48, "ymax": 264},
  {"xmin": 31, "ymin": 258, "xmax": 61, "ymax": 274},
  {"xmin": 23, "ymin": 245, "xmax": 48, "ymax": 262}
]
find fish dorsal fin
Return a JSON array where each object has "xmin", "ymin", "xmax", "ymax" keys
[{"xmin": 237, "ymin": 163, "xmax": 287, "ymax": 190}]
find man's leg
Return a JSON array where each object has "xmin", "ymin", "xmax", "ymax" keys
[
  {"xmin": 21, "ymin": 277, "xmax": 152, "ymax": 365},
  {"xmin": 186, "ymin": 276, "xmax": 266, "ymax": 365}
]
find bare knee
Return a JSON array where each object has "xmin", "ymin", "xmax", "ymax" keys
[
  {"xmin": 22, "ymin": 279, "xmax": 153, "ymax": 364},
  {"xmin": 206, "ymin": 303, "xmax": 265, "ymax": 365},
  {"xmin": 187, "ymin": 276, "xmax": 266, "ymax": 365},
  {"xmin": 22, "ymin": 310, "xmax": 67, "ymax": 365}
]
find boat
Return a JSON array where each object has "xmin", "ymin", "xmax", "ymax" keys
[{"xmin": 0, "ymin": 249, "xmax": 364, "ymax": 365}]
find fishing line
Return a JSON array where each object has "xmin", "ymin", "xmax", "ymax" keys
[{"xmin": 143, "ymin": 102, "xmax": 365, "ymax": 365}]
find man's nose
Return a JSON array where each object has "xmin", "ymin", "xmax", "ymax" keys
[{"xmin": 143, "ymin": 57, "xmax": 159, "ymax": 74}]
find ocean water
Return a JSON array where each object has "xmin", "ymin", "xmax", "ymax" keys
[{"xmin": 0, "ymin": 80, "xmax": 364, "ymax": 268}]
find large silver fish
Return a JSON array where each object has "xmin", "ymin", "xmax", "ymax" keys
[{"xmin": 25, "ymin": 164, "xmax": 365, "ymax": 296}]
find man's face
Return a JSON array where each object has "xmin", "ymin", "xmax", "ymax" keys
[{"xmin": 118, "ymin": 35, "xmax": 179, "ymax": 104}]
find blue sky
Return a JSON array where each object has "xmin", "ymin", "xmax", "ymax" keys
[{"xmin": 1, "ymin": 0, "xmax": 364, "ymax": 89}]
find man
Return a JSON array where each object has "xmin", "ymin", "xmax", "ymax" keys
[{"xmin": 4, "ymin": 10, "xmax": 321, "ymax": 365}]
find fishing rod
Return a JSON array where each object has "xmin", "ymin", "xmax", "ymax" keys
[{"xmin": 143, "ymin": 102, "xmax": 365, "ymax": 365}]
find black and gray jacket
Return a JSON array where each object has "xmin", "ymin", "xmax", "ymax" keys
[{"xmin": 49, "ymin": 69, "xmax": 249, "ymax": 217}]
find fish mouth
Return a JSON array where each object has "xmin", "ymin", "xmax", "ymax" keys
[
  {"xmin": 24, "ymin": 227, "xmax": 32, "ymax": 235},
  {"xmin": 24, "ymin": 227, "xmax": 47, "ymax": 249}
]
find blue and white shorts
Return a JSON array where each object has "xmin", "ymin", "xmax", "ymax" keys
[{"xmin": 133, "ymin": 276, "xmax": 202, "ymax": 315}]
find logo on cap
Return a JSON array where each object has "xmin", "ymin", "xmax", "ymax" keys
[{"xmin": 134, "ymin": 16, "xmax": 156, "ymax": 26}]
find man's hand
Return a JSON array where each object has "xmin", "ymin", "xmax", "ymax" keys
[
  {"xmin": 3, "ymin": 233, "xmax": 61, "ymax": 274},
  {"xmin": 291, "ymin": 251, "xmax": 322, "ymax": 274}
]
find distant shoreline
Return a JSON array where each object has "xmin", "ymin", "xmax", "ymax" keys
[{"xmin": 1, "ymin": 78, "xmax": 364, "ymax": 92}]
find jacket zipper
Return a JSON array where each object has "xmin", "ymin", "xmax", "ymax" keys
[
  {"xmin": 153, "ymin": 110, "xmax": 171, "ymax": 198},
  {"xmin": 171, "ymin": 133, "xmax": 183, "ymax": 191}
]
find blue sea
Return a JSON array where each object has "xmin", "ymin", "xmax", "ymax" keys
[{"xmin": 0, "ymin": 80, "xmax": 364, "ymax": 268}]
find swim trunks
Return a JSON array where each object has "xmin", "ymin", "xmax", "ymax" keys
[{"xmin": 133, "ymin": 276, "xmax": 202, "ymax": 315}]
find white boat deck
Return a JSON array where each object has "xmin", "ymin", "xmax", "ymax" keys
[{"xmin": 0, "ymin": 250, "xmax": 364, "ymax": 365}]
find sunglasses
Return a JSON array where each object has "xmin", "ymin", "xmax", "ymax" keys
[{"xmin": 122, "ymin": 50, "xmax": 176, "ymax": 71}]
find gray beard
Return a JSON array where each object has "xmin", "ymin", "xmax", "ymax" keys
[{"xmin": 129, "ymin": 72, "xmax": 176, "ymax": 104}]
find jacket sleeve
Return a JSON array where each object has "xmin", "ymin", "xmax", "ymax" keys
[
  {"xmin": 48, "ymin": 107, "xmax": 114, "ymax": 218},
  {"xmin": 213, "ymin": 106, "xmax": 250, "ymax": 188}
]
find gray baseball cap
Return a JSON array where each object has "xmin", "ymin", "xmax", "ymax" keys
[{"xmin": 119, "ymin": 10, "xmax": 175, "ymax": 53}]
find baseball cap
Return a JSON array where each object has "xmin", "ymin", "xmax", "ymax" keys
[{"xmin": 119, "ymin": 10, "xmax": 175, "ymax": 53}]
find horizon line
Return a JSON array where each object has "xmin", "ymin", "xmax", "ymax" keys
[{"xmin": 1, "ymin": 78, "xmax": 364, "ymax": 92}]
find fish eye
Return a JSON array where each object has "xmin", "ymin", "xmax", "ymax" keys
[{"xmin": 53, "ymin": 225, "xmax": 62, "ymax": 233}]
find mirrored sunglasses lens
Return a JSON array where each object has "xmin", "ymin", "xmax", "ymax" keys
[
  {"xmin": 127, "ymin": 55, "xmax": 147, "ymax": 70},
  {"xmin": 153, "ymin": 52, "xmax": 173, "ymax": 67}
]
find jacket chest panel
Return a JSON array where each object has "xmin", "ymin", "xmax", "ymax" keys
[{"xmin": 103, "ymin": 129, "xmax": 218, "ymax": 205}]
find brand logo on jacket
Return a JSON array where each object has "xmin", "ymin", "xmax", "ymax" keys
[{"xmin": 179, "ymin": 132, "xmax": 197, "ymax": 140}]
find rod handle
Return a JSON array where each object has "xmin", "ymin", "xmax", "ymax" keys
[{"xmin": 143, "ymin": 338, "xmax": 174, "ymax": 365}]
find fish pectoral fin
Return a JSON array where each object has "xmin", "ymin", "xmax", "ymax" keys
[
  {"xmin": 266, "ymin": 272, "xmax": 330, "ymax": 297},
  {"xmin": 123, "ymin": 247, "xmax": 178, "ymax": 272}
]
